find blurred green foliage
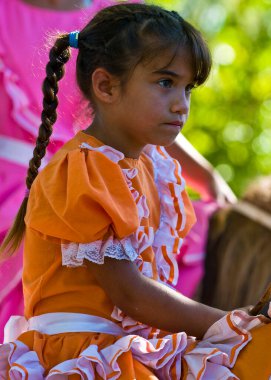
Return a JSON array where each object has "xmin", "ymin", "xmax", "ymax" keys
[{"xmin": 148, "ymin": 0, "xmax": 271, "ymax": 196}]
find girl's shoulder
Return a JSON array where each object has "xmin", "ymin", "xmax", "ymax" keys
[{"xmin": 26, "ymin": 132, "xmax": 140, "ymax": 243}]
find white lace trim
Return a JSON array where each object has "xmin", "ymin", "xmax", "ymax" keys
[{"xmin": 62, "ymin": 235, "xmax": 138, "ymax": 267}]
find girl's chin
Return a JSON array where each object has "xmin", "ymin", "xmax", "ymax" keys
[{"xmin": 152, "ymin": 135, "xmax": 180, "ymax": 147}]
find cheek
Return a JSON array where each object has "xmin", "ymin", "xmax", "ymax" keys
[
  {"xmin": 137, "ymin": 96, "xmax": 159, "ymax": 118},
  {"xmin": 146, "ymin": 94, "xmax": 167, "ymax": 112}
]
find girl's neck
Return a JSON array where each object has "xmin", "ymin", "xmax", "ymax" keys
[
  {"xmin": 21, "ymin": 0, "xmax": 92, "ymax": 10},
  {"xmin": 84, "ymin": 124, "xmax": 143, "ymax": 159}
]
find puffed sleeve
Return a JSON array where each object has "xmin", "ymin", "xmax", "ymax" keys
[{"xmin": 25, "ymin": 148, "xmax": 140, "ymax": 244}]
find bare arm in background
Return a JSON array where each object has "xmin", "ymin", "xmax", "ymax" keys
[
  {"xmin": 21, "ymin": 0, "xmax": 88, "ymax": 10},
  {"xmin": 166, "ymin": 134, "xmax": 237, "ymax": 204}
]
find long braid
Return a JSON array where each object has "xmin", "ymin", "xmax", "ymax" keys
[
  {"xmin": 26, "ymin": 38, "xmax": 70, "ymax": 189},
  {"xmin": 0, "ymin": 36, "xmax": 70, "ymax": 257}
]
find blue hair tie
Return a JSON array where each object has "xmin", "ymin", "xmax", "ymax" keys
[{"xmin": 69, "ymin": 31, "xmax": 79, "ymax": 49}]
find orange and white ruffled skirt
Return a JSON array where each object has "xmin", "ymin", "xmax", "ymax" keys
[{"xmin": 1, "ymin": 310, "xmax": 270, "ymax": 379}]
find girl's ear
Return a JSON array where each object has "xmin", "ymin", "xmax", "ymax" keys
[{"xmin": 91, "ymin": 68, "xmax": 120, "ymax": 103}]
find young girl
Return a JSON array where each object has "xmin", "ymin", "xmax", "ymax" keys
[
  {"xmin": 1, "ymin": 3, "xmax": 270, "ymax": 379},
  {"xmin": 0, "ymin": 0, "xmax": 235, "ymax": 343}
]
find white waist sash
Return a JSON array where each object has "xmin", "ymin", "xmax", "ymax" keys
[{"xmin": 4, "ymin": 312, "xmax": 125, "ymax": 343}]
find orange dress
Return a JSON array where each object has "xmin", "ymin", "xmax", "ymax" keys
[{"xmin": 1, "ymin": 131, "xmax": 270, "ymax": 379}]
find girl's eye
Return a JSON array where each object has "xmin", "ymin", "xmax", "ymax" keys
[{"xmin": 158, "ymin": 79, "xmax": 173, "ymax": 88}]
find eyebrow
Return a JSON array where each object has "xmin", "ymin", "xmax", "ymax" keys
[{"xmin": 152, "ymin": 69, "xmax": 180, "ymax": 78}]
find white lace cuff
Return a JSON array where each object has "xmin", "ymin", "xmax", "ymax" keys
[{"xmin": 61, "ymin": 233, "xmax": 138, "ymax": 267}]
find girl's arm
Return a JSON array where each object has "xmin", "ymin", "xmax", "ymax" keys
[
  {"xmin": 87, "ymin": 257, "xmax": 226, "ymax": 339},
  {"xmin": 166, "ymin": 134, "xmax": 237, "ymax": 204}
]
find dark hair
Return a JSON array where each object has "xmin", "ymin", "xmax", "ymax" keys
[
  {"xmin": 76, "ymin": 4, "xmax": 211, "ymax": 106},
  {"xmin": 0, "ymin": 3, "xmax": 211, "ymax": 257}
]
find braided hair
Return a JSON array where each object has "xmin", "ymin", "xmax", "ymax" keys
[
  {"xmin": 0, "ymin": 3, "xmax": 211, "ymax": 256},
  {"xmin": 0, "ymin": 37, "xmax": 70, "ymax": 256}
]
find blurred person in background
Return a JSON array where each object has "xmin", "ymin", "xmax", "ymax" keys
[{"xmin": 201, "ymin": 175, "xmax": 271, "ymax": 309}]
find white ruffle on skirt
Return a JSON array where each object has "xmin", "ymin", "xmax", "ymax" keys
[{"xmin": 0, "ymin": 310, "xmax": 269, "ymax": 380}]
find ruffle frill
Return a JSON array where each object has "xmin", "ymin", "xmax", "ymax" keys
[
  {"xmin": 1, "ymin": 311, "xmax": 268, "ymax": 379},
  {"xmin": 144, "ymin": 145, "xmax": 188, "ymax": 287}
]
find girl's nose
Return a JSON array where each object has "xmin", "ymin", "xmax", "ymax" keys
[{"xmin": 170, "ymin": 91, "xmax": 190, "ymax": 115}]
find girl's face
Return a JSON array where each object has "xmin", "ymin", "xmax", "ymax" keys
[{"xmin": 93, "ymin": 47, "xmax": 195, "ymax": 158}]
